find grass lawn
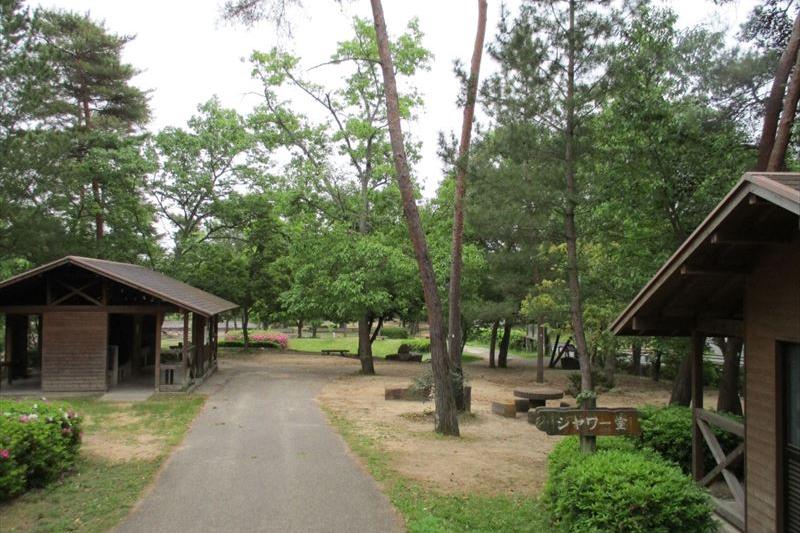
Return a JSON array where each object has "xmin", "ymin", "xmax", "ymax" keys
[
  {"xmin": 0, "ymin": 395, "xmax": 205, "ymax": 533},
  {"xmin": 323, "ymin": 407, "xmax": 549, "ymax": 532},
  {"xmin": 465, "ymin": 341, "xmax": 537, "ymax": 359}
]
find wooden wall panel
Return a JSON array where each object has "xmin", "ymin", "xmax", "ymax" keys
[
  {"xmin": 745, "ymin": 246, "xmax": 800, "ymax": 533},
  {"xmin": 42, "ymin": 311, "xmax": 107, "ymax": 392}
]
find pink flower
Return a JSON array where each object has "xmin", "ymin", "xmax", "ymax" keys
[
  {"xmin": 18, "ymin": 415, "xmax": 29, "ymax": 423},
  {"xmin": 62, "ymin": 427, "xmax": 72, "ymax": 436},
  {"xmin": 0, "ymin": 449, "xmax": 9, "ymax": 459}
]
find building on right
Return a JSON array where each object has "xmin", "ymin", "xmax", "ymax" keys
[{"xmin": 611, "ymin": 172, "xmax": 800, "ymax": 532}]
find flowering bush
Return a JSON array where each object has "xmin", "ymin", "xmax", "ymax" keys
[
  {"xmin": 220, "ymin": 332, "xmax": 288, "ymax": 350},
  {"xmin": 0, "ymin": 400, "xmax": 83, "ymax": 500}
]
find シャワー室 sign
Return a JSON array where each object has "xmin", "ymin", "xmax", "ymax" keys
[{"xmin": 528, "ymin": 407, "xmax": 641, "ymax": 436}]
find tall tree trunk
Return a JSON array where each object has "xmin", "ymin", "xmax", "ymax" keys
[
  {"xmin": 670, "ymin": 351, "xmax": 692, "ymax": 406},
  {"xmin": 242, "ymin": 307, "xmax": 250, "ymax": 350},
  {"xmin": 631, "ymin": 342, "xmax": 642, "ymax": 376},
  {"xmin": 370, "ymin": 316, "xmax": 384, "ymax": 343},
  {"xmin": 652, "ymin": 350, "xmax": 662, "ymax": 382},
  {"xmin": 716, "ymin": 337, "xmax": 743, "ymax": 415},
  {"xmin": 82, "ymin": 97, "xmax": 104, "ymax": 243},
  {"xmin": 498, "ymin": 323, "xmax": 511, "ymax": 368},
  {"xmin": 448, "ymin": 0, "xmax": 488, "ymax": 412},
  {"xmin": 536, "ymin": 324, "xmax": 545, "ymax": 383},
  {"xmin": 563, "ymin": 0, "xmax": 592, "ymax": 392},
  {"xmin": 358, "ymin": 313, "xmax": 375, "ymax": 375},
  {"xmin": 604, "ymin": 349, "xmax": 616, "ymax": 386},
  {"xmin": 311, "ymin": 323, "xmax": 318, "ymax": 338},
  {"xmin": 370, "ymin": 0, "xmax": 459, "ymax": 435},
  {"xmin": 489, "ymin": 320, "xmax": 499, "ymax": 368},
  {"xmin": 768, "ymin": 42, "xmax": 800, "ymax": 170},
  {"xmin": 757, "ymin": 13, "xmax": 800, "ymax": 170},
  {"xmin": 297, "ymin": 319, "xmax": 303, "ymax": 339}
]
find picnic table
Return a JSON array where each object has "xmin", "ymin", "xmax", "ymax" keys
[
  {"xmin": 513, "ymin": 387, "xmax": 564, "ymax": 410},
  {"xmin": 321, "ymin": 349, "xmax": 350, "ymax": 356}
]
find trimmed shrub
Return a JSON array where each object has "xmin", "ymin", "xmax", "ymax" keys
[
  {"xmin": 0, "ymin": 400, "xmax": 82, "ymax": 500},
  {"xmin": 404, "ymin": 339, "xmax": 430, "ymax": 353},
  {"xmin": 381, "ymin": 326, "xmax": 409, "ymax": 339},
  {"xmin": 544, "ymin": 437, "xmax": 715, "ymax": 533},
  {"xmin": 218, "ymin": 332, "xmax": 288, "ymax": 350},
  {"xmin": 636, "ymin": 405, "xmax": 742, "ymax": 474}
]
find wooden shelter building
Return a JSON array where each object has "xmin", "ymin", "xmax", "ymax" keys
[
  {"xmin": 612, "ymin": 173, "xmax": 800, "ymax": 532},
  {"xmin": 0, "ymin": 256, "xmax": 237, "ymax": 393}
]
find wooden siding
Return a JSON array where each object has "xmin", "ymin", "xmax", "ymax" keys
[
  {"xmin": 745, "ymin": 246, "xmax": 800, "ymax": 533},
  {"xmin": 42, "ymin": 311, "xmax": 107, "ymax": 392}
]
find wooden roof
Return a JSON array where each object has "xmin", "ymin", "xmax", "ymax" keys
[
  {"xmin": 0, "ymin": 256, "xmax": 238, "ymax": 317},
  {"xmin": 611, "ymin": 172, "xmax": 800, "ymax": 337}
]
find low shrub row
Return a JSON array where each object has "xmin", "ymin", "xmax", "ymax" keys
[
  {"xmin": 220, "ymin": 332, "xmax": 288, "ymax": 350},
  {"xmin": 544, "ymin": 436, "xmax": 715, "ymax": 532},
  {"xmin": 0, "ymin": 400, "xmax": 82, "ymax": 501},
  {"xmin": 401, "ymin": 338, "xmax": 430, "ymax": 353}
]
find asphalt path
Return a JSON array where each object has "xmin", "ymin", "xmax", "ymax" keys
[{"xmin": 116, "ymin": 358, "xmax": 403, "ymax": 533}]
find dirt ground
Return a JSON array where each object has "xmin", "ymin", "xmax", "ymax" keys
[
  {"xmin": 81, "ymin": 408, "xmax": 166, "ymax": 462},
  {"xmin": 313, "ymin": 355, "xmax": 720, "ymax": 498}
]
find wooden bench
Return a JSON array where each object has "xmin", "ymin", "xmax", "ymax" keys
[
  {"xmin": 513, "ymin": 387, "xmax": 564, "ymax": 411},
  {"xmin": 321, "ymin": 349, "xmax": 350, "ymax": 356}
]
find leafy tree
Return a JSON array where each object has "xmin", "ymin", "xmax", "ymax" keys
[
  {"xmin": 152, "ymin": 98, "xmax": 256, "ymax": 263},
  {"xmin": 248, "ymin": 17, "xmax": 430, "ymax": 375}
]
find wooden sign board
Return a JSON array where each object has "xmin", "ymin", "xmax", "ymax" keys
[{"xmin": 528, "ymin": 407, "xmax": 641, "ymax": 436}]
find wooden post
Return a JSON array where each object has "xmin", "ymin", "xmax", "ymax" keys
[
  {"xmin": 691, "ymin": 330, "xmax": 705, "ymax": 481},
  {"xmin": 536, "ymin": 324, "xmax": 545, "ymax": 383},
  {"xmin": 154, "ymin": 311, "xmax": 163, "ymax": 392},
  {"xmin": 182, "ymin": 310, "xmax": 189, "ymax": 383},
  {"xmin": 580, "ymin": 396, "xmax": 597, "ymax": 454}
]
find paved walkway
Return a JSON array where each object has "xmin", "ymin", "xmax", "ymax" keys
[{"xmin": 116, "ymin": 358, "xmax": 403, "ymax": 533}]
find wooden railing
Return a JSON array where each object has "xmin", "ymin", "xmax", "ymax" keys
[{"xmin": 695, "ymin": 408, "xmax": 745, "ymax": 530}]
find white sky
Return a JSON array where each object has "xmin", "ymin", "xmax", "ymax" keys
[{"xmin": 29, "ymin": 0, "xmax": 758, "ymax": 197}]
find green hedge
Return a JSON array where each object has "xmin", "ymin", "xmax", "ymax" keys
[
  {"xmin": 217, "ymin": 340, "xmax": 281, "ymax": 349},
  {"xmin": 544, "ymin": 437, "xmax": 715, "ymax": 533},
  {"xmin": 403, "ymin": 339, "xmax": 431, "ymax": 353},
  {"xmin": 0, "ymin": 400, "xmax": 82, "ymax": 501},
  {"xmin": 635, "ymin": 404, "xmax": 743, "ymax": 475},
  {"xmin": 381, "ymin": 326, "xmax": 409, "ymax": 339}
]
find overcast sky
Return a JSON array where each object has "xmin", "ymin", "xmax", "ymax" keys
[{"xmin": 29, "ymin": 0, "xmax": 758, "ymax": 196}]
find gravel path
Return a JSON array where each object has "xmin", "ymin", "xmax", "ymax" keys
[{"xmin": 116, "ymin": 358, "xmax": 403, "ymax": 533}]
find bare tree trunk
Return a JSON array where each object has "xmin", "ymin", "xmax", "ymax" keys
[
  {"xmin": 370, "ymin": 0, "xmax": 459, "ymax": 435},
  {"xmin": 631, "ymin": 342, "xmax": 641, "ymax": 376},
  {"xmin": 536, "ymin": 324, "xmax": 545, "ymax": 383},
  {"xmin": 358, "ymin": 313, "xmax": 375, "ymax": 375},
  {"xmin": 563, "ymin": 0, "xmax": 592, "ymax": 392},
  {"xmin": 242, "ymin": 307, "xmax": 250, "ymax": 350},
  {"xmin": 489, "ymin": 320, "xmax": 499, "ymax": 368},
  {"xmin": 652, "ymin": 350, "xmax": 661, "ymax": 382},
  {"xmin": 498, "ymin": 323, "xmax": 511, "ymax": 368},
  {"xmin": 716, "ymin": 337, "xmax": 743, "ymax": 415},
  {"xmin": 297, "ymin": 319, "xmax": 303, "ymax": 339},
  {"xmin": 768, "ymin": 42, "xmax": 800, "ymax": 170},
  {"xmin": 670, "ymin": 351, "xmax": 692, "ymax": 406},
  {"xmin": 448, "ymin": 0, "xmax": 488, "ymax": 412},
  {"xmin": 604, "ymin": 349, "xmax": 616, "ymax": 386},
  {"xmin": 311, "ymin": 323, "xmax": 318, "ymax": 338},
  {"xmin": 757, "ymin": 13, "xmax": 800, "ymax": 170}
]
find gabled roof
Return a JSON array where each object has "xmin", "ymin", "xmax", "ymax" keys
[
  {"xmin": 611, "ymin": 172, "xmax": 800, "ymax": 337},
  {"xmin": 0, "ymin": 256, "xmax": 238, "ymax": 317}
]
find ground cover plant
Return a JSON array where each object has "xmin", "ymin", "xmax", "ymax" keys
[{"xmin": 0, "ymin": 395, "xmax": 205, "ymax": 533}]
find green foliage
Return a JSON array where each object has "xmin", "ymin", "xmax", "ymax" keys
[
  {"xmin": 636, "ymin": 405, "xmax": 743, "ymax": 474},
  {"xmin": 403, "ymin": 338, "xmax": 431, "ymax": 353},
  {"xmin": 0, "ymin": 400, "xmax": 83, "ymax": 500},
  {"xmin": 380, "ymin": 326, "xmax": 409, "ymax": 339},
  {"xmin": 544, "ymin": 437, "xmax": 714, "ymax": 533},
  {"xmin": 567, "ymin": 370, "xmax": 615, "ymax": 395}
]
